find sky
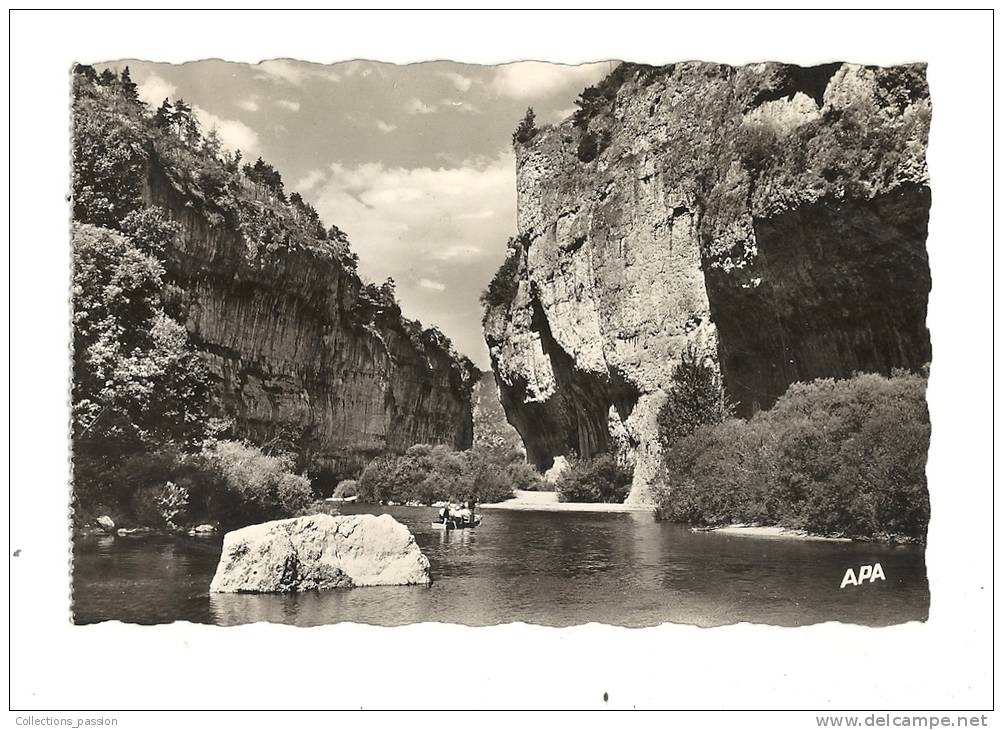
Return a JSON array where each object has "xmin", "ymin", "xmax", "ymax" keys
[{"xmin": 94, "ymin": 58, "xmax": 614, "ymax": 367}]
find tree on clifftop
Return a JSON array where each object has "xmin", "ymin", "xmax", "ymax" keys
[
  {"xmin": 512, "ymin": 107, "xmax": 537, "ymax": 145},
  {"xmin": 120, "ymin": 66, "xmax": 139, "ymax": 103}
]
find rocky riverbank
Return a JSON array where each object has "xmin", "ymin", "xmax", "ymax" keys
[
  {"xmin": 481, "ymin": 490, "xmax": 654, "ymax": 514},
  {"xmin": 692, "ymin": 524, "xmax": 922, "ymax": 544}
]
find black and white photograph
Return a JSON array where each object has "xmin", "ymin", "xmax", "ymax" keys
[
  {"xmin": 68, "ymin": 55, "xmax": 933, "ymax": 628},
  {"xmin": 8, "ymin": 8, "xmax": 995, "ymax": 718}
]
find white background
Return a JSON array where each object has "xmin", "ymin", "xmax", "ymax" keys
[{"xmin": 6, "ymin": 8, "xmax": 997, "ymax": 720}]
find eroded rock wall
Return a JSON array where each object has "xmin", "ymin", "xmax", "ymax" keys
[
  {"xmin": 484, "ymin": 62, "xmax": 931, "ymax": 502},
  {"xmin": 143, "ymin": 159, "xmax": 476, "ymax": 479}
]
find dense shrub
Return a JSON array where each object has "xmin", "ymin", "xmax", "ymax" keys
[
  {"xmin": 555, "ymin": 454, "xmax": 633, "ymax": 504},
  {"xmin": 332, "ymin": 479, "xmax": 359, "ymax": 499},
  {"xmin": 656, "ymin": 344, "xmax": 734, "ymax": 448},
  {"xmin": 75, "ymin": 440, "xmax": 313, "ymax": 529},
  {"xmin": 464, "ymin": 445, "xmax": 544, "ymax": 501},
  {"xmin": 735, "ymin": 122, "xmax": 784, "ymax": 173},
  {"xmin": 198, "ymin": 440, "xmax": 314, "ymax": 526},
  {"xmin": 71, "ymin": 68, "xmax": 150, "ymax": 227},
  {"xmin": 356, "ymin": 444, "xmax": 538, "ymax": 505},
  {"xmin": 576, "ymin": 130, "xmax": 611, "ymax": 163},
  {"xmin": 480, "ymin": 241, "xmax": 525, "ymax": 313},
  {"xmin": 651, "ymin": 371, "xmax": 930, "ymax": 540}
]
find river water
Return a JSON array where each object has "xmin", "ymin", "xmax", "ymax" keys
[{"xmin": 72, "ymin": 505, "xmax": 928, "ymax": 627}]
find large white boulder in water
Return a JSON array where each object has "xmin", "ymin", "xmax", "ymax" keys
[{"xmin": 209, "ymin": 514, "xmax": 431, "ymax": 593}]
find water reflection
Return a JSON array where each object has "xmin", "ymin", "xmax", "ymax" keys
[{"xmin": 73, "ymin": 506, "xmax": 929, "ymax": 627}]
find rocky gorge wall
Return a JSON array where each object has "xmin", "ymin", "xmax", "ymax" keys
[
  {"xmin": 483, "ymin": 62, "xmax": 932, "ymax": 502},
  {"xmin": 143, "ymin": 158, "xmax": 477, "ymax": 480}
]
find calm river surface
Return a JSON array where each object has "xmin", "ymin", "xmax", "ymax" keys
[{"xmin": 72, "ymin": 505, "xmax": 928, "ymax": 627}]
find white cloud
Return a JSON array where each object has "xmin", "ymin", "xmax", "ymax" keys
[
  {"xmin": 137, "ymin": 74, "xmax": 176, "ymax": 107},
  {"xmin": 454, "ymin": 209, "xmax": 494, "ymax": 222},
  {"xmin": 341, "ymin": 61, "xmax": 372, "ymax": 79},
  {"xmin": 442, "ymin": 98, "xmax": 480, "ymax": 113},
  {"xmin": 277, "ymin": 99, "xmax": 301, "ymax": 112},
  {"xmin": 376, "ymin": 120, "xmax": 398, "ymax": 134},
  {"xmin": 193, "ymin": 106, "xmax": 259, "ymax": 156},
  {"xmin": 254, "ymin": 60, "xmax": 306, "ymax": 86},
  {"xmin": 491, "ymin": 61, "xmax": 612, "ymax": 100},
  {"xmin": 433, "ymin": 244, "xmax": 484, "ymax": 261},
  {"xmin": 439, "ymin": 71, "xmax": 474, "ymax": 92},
  {"xmin": 418, "ymin": 278, "xmax": 447, "ymax": 292},
  {"xmin": 294, "ymin": 169, "xmax": 326, "ymax": 192},
  {"xmin": 405, "ymin": 97, "xmax": 478, "ymax": 116},
  {"xmin": 310, "ymin": 152, "xmax": 516, "ymax": 361},
  {"xmin": 405, "ymin": 97, "xmax": 436, "ymax": 115},
  {"xmin": 254, "ymin": 60, "xmax": 343, "ymax": 87},
  {"xmin": 237, "ymin": 98, "xmax": 260, "ymax": 112}
]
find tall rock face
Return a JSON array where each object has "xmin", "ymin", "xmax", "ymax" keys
[
  {"xmin": 471, "ymin": 371, "xmax": 525, "ymax": 452},
  {"xmin": 483, "ymin": 62, "xmax": 931, "ymax": 502},
  {"xmin": 143, "ymin": 158, "xmax": 477, "ymax": 479}
]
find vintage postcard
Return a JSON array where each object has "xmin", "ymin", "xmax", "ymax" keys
[
  {"xmin": 69, "ymin": 57, "xmax": 933, "ymax": 628},
  {"xmin": 8, "ymin": 7, "xmax": 996, "ymax": 719}
]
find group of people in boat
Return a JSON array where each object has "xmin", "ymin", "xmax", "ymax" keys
[{"xmin": 438, "ymin": 499, "xmax": 477, "ymax": 528}]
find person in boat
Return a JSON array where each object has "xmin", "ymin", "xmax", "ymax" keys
[
  {"xmin": 439, "ymin": 504, "xmax": 451, "ymax": 526},
  {"xmin": 453, "ymin": 501, "xmax": 472, "ymax": 525}
]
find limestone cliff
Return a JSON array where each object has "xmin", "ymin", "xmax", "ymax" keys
[
  {"xmin": 471, "ymin": 371, "xmax": 525, "ymax": 452},
  {"xmin": 143, "ymin": 156, "xmax": 477, "ymax": 479},
  {"xmin": 483, "ymin": 62, "xmax": 931, "ymax": 502}
]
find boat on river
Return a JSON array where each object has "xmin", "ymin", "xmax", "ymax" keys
[
  {"xmin": 324, "ymin": 495, "xmax": 358, "ymax": 503},
  {"xmin": 432, "ymin": 515, "xmax": 482, "ymax": 530}
]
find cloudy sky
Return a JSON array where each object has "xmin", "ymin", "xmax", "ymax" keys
[{"xmin": 95, "ymin": 58, "xmax": 613, "ymax": 367}]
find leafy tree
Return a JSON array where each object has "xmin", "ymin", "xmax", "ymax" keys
[
  {"xmin": 120, "ymin": 66, "xmax": 139, "ymax": 103},
  {"xmin": 512, "ymin": 107, "xmax": 538, "ymax": 145},
  {"xmin": 379, "ymin": 277, "xmax": 397, "ymax": 306},
  {"xmin": 120, "ymin": 206, "xmax": 180, "ymax": 256},
  {"xmin": 201, "ymin": 127, "xmax": 223, "ymax": 159},
  {"xmin": 153, "ymin": 98, "xmax": 174, "ymax": 130},
  {"xmin": 171, "ymin": 98, "xmax": 200, "ymax": 143},
  {"xmin": 656, "ymin": 344, "xmax": 734, "ymax": 449},
  {"xmin": 72, "ymin": 222, "xmax": 210, "ymax": 475},
  {"xmin": 555, "ymin": 454, "xmax": 633, "ymax": 503},
  {"xmin": 421, "ymin": 326, "xmax": 451, "ymax": 352},
  {"xmin": 226, "ymin": 148, "xmax": 243, "ymax": 174},
  {"xmin": 74, "ymin": 64, "xmax": 98, "ymax": 84},
  {"xmin": 481, "ymin": 241, "xmax": 523, "ymax": 312},
  {"xmin": 72, "ymin": 80, "xmax": 149, "ymax": 226},
  {"xmin": 243, "ymin": 156, "xmax": 286, "ymax": 201},
  {"xmin": 328, "ymin": 224, "xmax": 349, "ymax": 244}
]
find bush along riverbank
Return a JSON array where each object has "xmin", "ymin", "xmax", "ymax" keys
[
  {"xmin": 356, "ymin": 444, "xmax": 544, "ymax": 506},
  {"xmin": 650, "ymin": 348, "xmax": 930, "ymax": 543},
  {"xmin": 554, "ymin": 454, "xmax": 633, "ymax": 504},
  {"xmin": 75, "ymin": 437, "xmax": 318, "ymax": 535}
]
